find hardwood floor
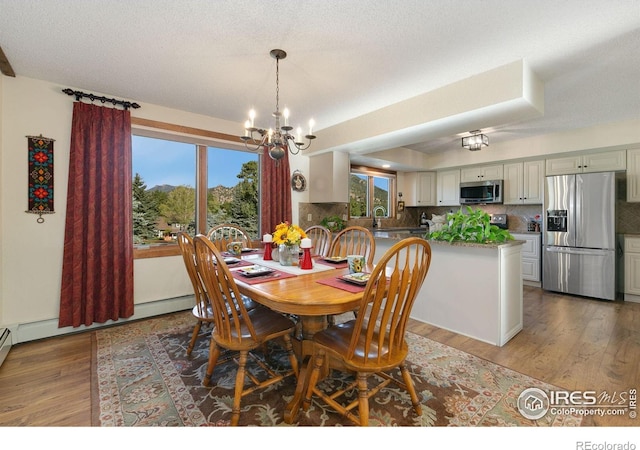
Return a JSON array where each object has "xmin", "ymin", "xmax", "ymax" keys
[{"xmin": 1, "ymin": 286, "xmax": 638, "ymax": 426}]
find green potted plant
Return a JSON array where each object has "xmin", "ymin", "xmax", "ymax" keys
[
  {"xmin": 320, "ymin": 215, "xmax": 345, "ymax": 232},
  {"xmin": 428, "ymin": 206, "xmax": 513, "ymax": 243}
]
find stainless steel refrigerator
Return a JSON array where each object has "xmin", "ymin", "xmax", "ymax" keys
[{"xmin": 542, "ymin": 172, "xmax": 615, "ymax": 300}]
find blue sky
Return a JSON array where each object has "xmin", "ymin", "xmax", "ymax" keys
[{"xmin": 132, "ymin": 135, "xmax": 258, "ymax": 188}]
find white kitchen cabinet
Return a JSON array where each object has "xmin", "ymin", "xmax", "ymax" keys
[
  {"xmin": 460, "ymin": 164, "xmax": 504, "ymax": 182},
  {"xmin": 623, "ymin": 236, "xmax": 640, "ymax": 302},
  {"xmin": 627, "ymin": 148, "xmax": 640, "ymax": 202},
  {"xmin": 436, "ymin": 169, "xmax": 460, "ymax": 206},
  {"xmin": 402, "ymin": 172, "xmax": 436, "ymax": 207},
  {"xmin": 545, "ymin": 150, "xmax": 626, "ymax": 176},
  {"xmin": 308, "ymin": 151, "xmax": 350, "ymax": 203},
  {"xmin": 511, "ymin": 233, "xmax": 541, "ymax": 285},
  {"xmin": 503, "ymin": 160, "xmax": 544, "ymax": 204}
]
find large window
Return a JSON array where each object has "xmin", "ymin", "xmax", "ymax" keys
[
  {"xmin": 349, "ymin": 166, "xmax": 396, "ymax": 219},
  {"xmin": 132, "ymin": 132, "xmax": 259, "ymax": 257}
]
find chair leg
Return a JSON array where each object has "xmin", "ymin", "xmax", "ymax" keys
[
  {"xmin": 186, "ymin": 321, "xmax": 202, "ymax": 356},
  {"xmin": 231, "ymin": 351, "xmax": 248, "ymax": 426},
  {"xmin": 400, "ymin": 363, "xmax": 422, "ymax": 416},
  {"xmin": 203, "ymin": 341, "xmax": 221, "ymax": 387},
  {"xmin": 303, "ymin": 349, "xmax": 325, "ymax": 411},
  {"xmin": 282, "ymin": 334, "xmax": 299, "ymax": 377},
  {"xmin": 356, "ymin": 372, "xmax": 369, "ymax": 426}
]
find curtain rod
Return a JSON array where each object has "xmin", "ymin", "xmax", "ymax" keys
[{"xmin": 62, "ymin": 88, "xmax": 141, "ymax": 110}]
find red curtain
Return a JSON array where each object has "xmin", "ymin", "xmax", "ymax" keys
[
  {"xmin": 260, "ymin": 149, "xmax": 292, "ymax": 234},
  {"xmin": 59, "ymin": 102, "xmax": 134, "ymax": 327}
]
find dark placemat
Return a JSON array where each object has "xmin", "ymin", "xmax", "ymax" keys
[
  {"xmin": 316, "ymin": 275, "xmax": 367, "ymax": 293},
  {"xmin": 231, "ymin": 266, "xmax": 297, "ymax": 285}
]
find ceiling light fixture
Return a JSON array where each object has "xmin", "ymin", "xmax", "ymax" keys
[
  {"xmin": 462, "ymin": 130, "xmax": 489, "ymax": 151},
  {"xmin": 240, "ymin": 49, "xmax": 316, "ymax": 161}
]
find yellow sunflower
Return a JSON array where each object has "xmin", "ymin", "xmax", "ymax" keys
[{"xmin": 272, "ymin": 222, "xmax": 307, "ymax": 246}]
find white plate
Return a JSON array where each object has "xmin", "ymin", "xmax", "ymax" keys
[
  {"xmin": 223, "ymin": 257, "xmax": 241, "ymax": 264},
  {"xmin": 340, "ymin": 272, "xmax": 371, "ymax": 286},
  {"xmin": 323, "ymin": 256, "xmax": 348, "ymax": 263},
  {"xmin": 239, "ymin": 265, "xmax": 275, "ymax": 277}
]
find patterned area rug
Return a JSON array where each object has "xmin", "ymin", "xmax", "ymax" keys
[{"xmin": 92, "ymin": 311, "xmax": 585, "ymax": 427}]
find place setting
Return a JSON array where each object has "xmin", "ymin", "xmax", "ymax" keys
[
  {"xmin": 316, "ymin": 255, "xmax": 374, "ymax": 293},
  {"xmin": 229, "ymin": 263, "xmax": 297, "ymax": 284}
]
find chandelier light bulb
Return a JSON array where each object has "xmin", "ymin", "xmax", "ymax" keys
[{"xmin": 283, "ymin": 108, "xmax": 290, "ymax": 126}]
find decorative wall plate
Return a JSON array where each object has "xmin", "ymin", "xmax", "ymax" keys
[{"xmin": 291, "ymin": 170, "xmax": 306, "ymax": 192}]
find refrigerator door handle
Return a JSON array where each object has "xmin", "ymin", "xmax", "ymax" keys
[{"xmin": 544, "ymin": 246, "xmax": 611, "ymax": 255}]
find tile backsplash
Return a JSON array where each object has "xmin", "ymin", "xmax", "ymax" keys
[{"xmin": 299, "ymin": 201, "xmax": 640, "ymax": 235}]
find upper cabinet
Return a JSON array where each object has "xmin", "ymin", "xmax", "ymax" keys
[
  {"xmin": 460, "ymin": 164, "xmax": 504, "ymax": 182},
  {"xmin": 437, "ymin": 169, "xmax": 460, "ymax": 206},
  {"xmin": 403, "ymin": 171, "xmax": 437, "ymax": 207},
  {"xmin": 503, "ymin": 160, "xmax": 544, "ymax": 205},
  {"xmin": 545, "ymin": 150, "xmax": 626, "ymax": 176},
  {"xmin": 308, "ymin": 152, "xmax": 350, "ymax": 203},
  {"xmin": 627, "ymin": 148, "xmax": 640, "ymax": 202}
]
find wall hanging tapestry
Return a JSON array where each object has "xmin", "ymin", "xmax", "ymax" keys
[{"xmin": 26, "ymin": 134, "xmax": 55, "ymax": 223}]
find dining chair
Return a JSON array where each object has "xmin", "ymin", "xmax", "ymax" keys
[
  {"xmin": 304, "ymin": 225, "xmax": 332, "ymax": 257},
  {"xmin": 193, "ymin": 235, "xmax": 299, "ymax": 426},
  {"xmin": 177, "ymin": 232, "xmax": 258, "ymax": 356},
  {"xmin": 206, "ymin": 223, "xmax": 254, "ymax": 251},
  {"xmin": 303, "ymin": 237, "xmax": 432, "ymax": 426},
  {"xmin": 328, "ymin": 225, "xmax": 376, "ymax": 265}
]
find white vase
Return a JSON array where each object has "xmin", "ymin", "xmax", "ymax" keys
[{"xmin": 278, "ymin": 244, "xmax": 299, "ymax": 266}]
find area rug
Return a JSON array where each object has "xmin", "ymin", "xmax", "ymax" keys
[{"xmin": 92, "ymin": 311, "xmax": 585, "ymax": 427}]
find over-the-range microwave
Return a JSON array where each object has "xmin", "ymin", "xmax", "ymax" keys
[{"xmin": 459, "ymin": 180, "xmax": 503, "ymax": 204}]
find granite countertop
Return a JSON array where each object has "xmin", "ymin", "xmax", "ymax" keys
[
  {"xmin": 372, "ymin": 230, "xmax": 525, "ymax": 249},
  {"xmin": 426, "ymin": 239, "xmax": 525, "ymax": 249}
]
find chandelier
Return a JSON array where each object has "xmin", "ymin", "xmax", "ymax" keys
[
  {"xmin": 240, "ymin": 49, "xmax": 316, "ymax": 161},
  {"xmin": 462, "ymin": 130, "xmax": 489, "ymax": 151}
]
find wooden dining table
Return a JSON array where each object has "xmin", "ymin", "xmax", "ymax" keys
[{"xmin": 229, "ymin": 250, "xmax": 368, "ymax": 423}]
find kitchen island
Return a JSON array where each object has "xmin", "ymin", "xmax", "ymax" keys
[{"xmin": 374, "ymin": 232, "xmax": 524, "ymax": 347}]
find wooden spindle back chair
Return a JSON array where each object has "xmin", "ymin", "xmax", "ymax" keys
[
  {"xmin": 303, "ymin": 237, "xmax": 432, "ymax": 426},
  {"xmin": 193, "ymin": 235, "xmax": 299, "ymax": 426},
  {"xmin": 206, "ymin": 223, "xmax": 254, "ymax": 251},
  {"xmin": 328, "ymin": 225, "xmax": 376, "ymax": 265},
  {"xmin": 304, "ymin": 225, "xmax": 332, "ymax": 257}
]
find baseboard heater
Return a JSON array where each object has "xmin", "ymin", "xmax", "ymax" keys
[{"xmin": 0, "ymin": 328, "xmax": 11, "ymax": 367}]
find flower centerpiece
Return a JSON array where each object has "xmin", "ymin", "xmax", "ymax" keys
[{"xmin": 272, "ymin": 221, "xmax": 307, "ymax": 266}]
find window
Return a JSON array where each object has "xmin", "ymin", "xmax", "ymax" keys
[
  {"xmin": 349, "ymin": 166, "xmax": 396, "ymax": 219},
  {"xmin": 132, "ymin": 126, "xmax": 259, "ymax": 258}
]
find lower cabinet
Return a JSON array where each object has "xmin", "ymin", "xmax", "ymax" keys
[
  {"xmin": 511, "ymin": 233, "xmax": 541, "ymax": 285},
  {"xmin": 623, "ymin": 235, "xmax": 640, "ymax": 303}
]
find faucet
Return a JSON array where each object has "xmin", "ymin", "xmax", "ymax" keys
[{"xmin": 372, "ymin": 206, "xmax": 386, "ymax": 228}]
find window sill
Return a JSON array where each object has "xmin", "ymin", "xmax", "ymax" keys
[{"xmin": 134, "ymin": 244, "xmax": 181, "ymax": 259}]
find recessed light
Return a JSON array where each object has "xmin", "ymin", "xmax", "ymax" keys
[{"xmin": 382, "ymin": 164, "xmax": 390, "ymax": 168}]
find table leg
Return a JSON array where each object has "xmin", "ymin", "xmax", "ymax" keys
[{"xmin": 284, "ymin": 315, "xmax": 328, "ymax": 424}]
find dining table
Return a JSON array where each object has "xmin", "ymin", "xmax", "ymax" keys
[{"xmin": 226, "ymin": 248, "xmax": 369, "ymax": 423}]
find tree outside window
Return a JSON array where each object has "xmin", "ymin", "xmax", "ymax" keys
[
  {"xmin": 132, "ymin": 135, "xmax": 259, "ymax": 250},
  {"xmin": 349, "ymin": 167, "xmax": 396, "ymax": 218}
]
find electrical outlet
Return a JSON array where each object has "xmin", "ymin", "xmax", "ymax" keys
[
  {"xmin": 307, "ymin": 213, "xmax": 312, "ymax": 221},
  {"xmin": 342, "ymin": 214, "xmax": 347, "ymax": 220}
]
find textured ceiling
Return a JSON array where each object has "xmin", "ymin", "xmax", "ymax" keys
[{"xmin": 1, "ymin": 0, "xmax": 639, "ymax": 160}]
